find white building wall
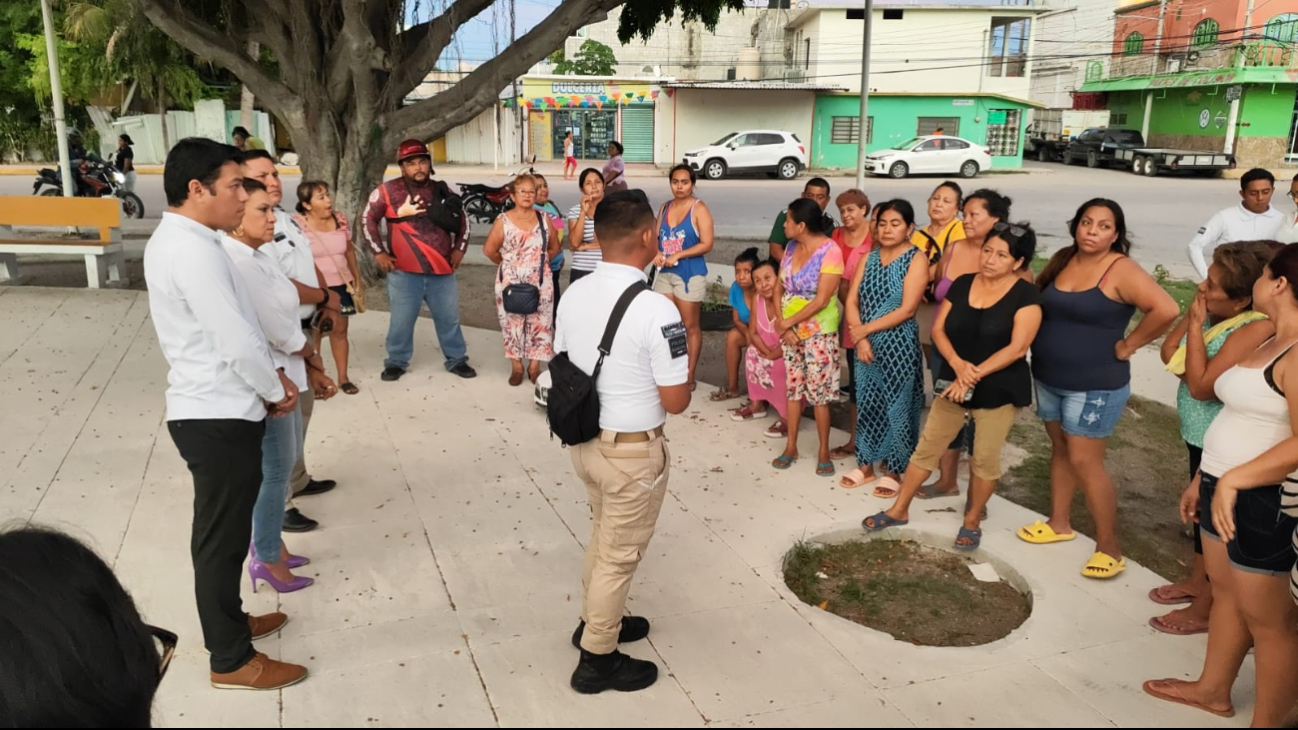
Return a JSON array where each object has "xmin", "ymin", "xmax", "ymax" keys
[
  {"xmin": 792, "ymin": 7, "xmax": 1037, "ymax": 101},
  {"xmin": 1029, "ymin": 0, "xmax": 1120, "ymax": 109},
  {"xmin": 445, "ymin": 105, "xmax": 521, "ymax": 166},
  {"xmin": 656, "ymin": 89, "xmax": 815, "ymax": 164}
]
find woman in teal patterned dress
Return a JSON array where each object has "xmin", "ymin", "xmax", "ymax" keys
[{"xmin": 841, "ymin": 199, "xmax": 930, "ymax": 495}]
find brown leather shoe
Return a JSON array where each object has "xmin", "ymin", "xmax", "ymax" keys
[
  {"xmin": 248, "ymin": 612, "xmax": 288, "ymax": 640},
  {"xmin": 210, "ymin": 652, "xmax": 307, "ymax": 691}
]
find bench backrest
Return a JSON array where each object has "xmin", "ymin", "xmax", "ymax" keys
[{"xmin": 0, "ymin": 196, "xmax": 122, "ymax": 243}]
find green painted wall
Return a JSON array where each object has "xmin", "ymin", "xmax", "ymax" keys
[
  {"xmin": 1107, "ymin": 93, "xmax": 1147, "ymax": 131},
  {"xmin": 1239, "ymin": 86, "xmax": 1294, "ymax": 138},
  {"xmin": 1147, "ymin": 87, "xmax": 1233, "ymax": 137},
  {"xmin": 812, "ymin": 95, "xmax": 1030, "ymax": 170},
  {"xmin": 1107, "ymin": 84, "xmax": 1294, "ymax": 140}
]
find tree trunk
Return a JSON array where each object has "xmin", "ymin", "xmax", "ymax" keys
[
  {"xmin": 240, "ymin": 41, "xmax": 259, "ymax": 131},
  {"xmin": 158, "ymin": 84, "xmax": 169, "ymax": 154}
]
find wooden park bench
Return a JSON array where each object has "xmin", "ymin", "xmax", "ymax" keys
[{"xmin": 0, "ymin": 196, "xmax": 127, "ymax": 289}]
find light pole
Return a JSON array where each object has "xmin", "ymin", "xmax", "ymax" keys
[
  {"xmin": 854, "ymin": 0, "xmax": 873, "ymax": 191},
  {"xmin": 39, "ymin": 0, "xmax": 74, "ymax": 198}
]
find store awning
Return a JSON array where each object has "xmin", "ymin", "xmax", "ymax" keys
[
  {"xmin": 1080, "ymin": 65, "xmax": 1298, "ymax": 93},
  {"xmin": 662, "ymin": 81, "xmax": 847, "ymax": 92}
]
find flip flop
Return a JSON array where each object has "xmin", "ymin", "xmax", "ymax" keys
[
  {"xmin": 1148, "ymin": 584, "xmax": 1198, "ymax": 606},
  {"xmin": 508, "ymin": 370, "xmax": 524, "ymax": 387},
  {"xmin": 816, "ymin": 461, "xmax": 836, "ymax": 478},
  {"xmin": 872, "ymin": 476, "xmax": 901, "ymax": 499},
  {"xmin": 862, "ymin": 511, "xmax": 908, "ymax": 532},
  {"xmin": 731, "ymin": 405, "xmax": 766, "ymax": 422},
  {"xmin": 917, "ymin": 482, "xmax": 961, "ymax": 500},
  {"xmin": 838, "ymin": 467, "xmax": 876, "ymax": 490},
  {"xmin": 1148, "ymin": 614, "xmax": 1209, "ymax": 636},
  {"xmin": 710, "ymin": 387, "xmax": 742, "ymax": 402},
  {"xmin": 1016, "ymin": 520, "xmax": 1076, "ymax": 545},
  {"xmin": 829, "ymin": 443, "xmax": 855, "ymax": 461},
  {"xmin": 340, "ymin": 382, "xmax": 359, "ymax": 395},
  {"xmin": 772, "ymin": 455, "xmax": 798, "ymax": 470},
  {"xmin": 1142, "ymin": 679, "xmax": 1235, "ymax": 718},
  {"xmin": 1082, "ymin": 551, "xmax": 1127, "ymax": 580},
  {"xmin": 954, "ymin": 526, "xmax": 982, "ymax": 551},
  {"xmin": 764, "ymin": 421, "xmax": 788, "ymax": 439}
]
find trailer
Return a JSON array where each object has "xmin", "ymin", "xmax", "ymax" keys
[
  {"xmin": 1115, "ymin": 147, "xmax": 1236, "ymax": 177},
  {"xmin": 1025, "ymin": 109, "xmax": 1111, "ymax": 163}
]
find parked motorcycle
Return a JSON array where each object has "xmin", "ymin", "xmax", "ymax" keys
[
  {"xmin": 456, "ymin": 156, "xmax": 537, "ymax": 225},
  {"xmin": 32, "ymin": 152, "xmax": 145, "ymax": 219}
]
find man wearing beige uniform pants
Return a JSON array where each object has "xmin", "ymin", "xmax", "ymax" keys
[{"xmin": 554, "ymin": 191, "xmax": 692, "ymax": 694}]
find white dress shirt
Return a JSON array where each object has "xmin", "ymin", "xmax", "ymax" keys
[
  {"xmin": 554, "ymin": 262, "xmax": 689, "ymax": 432},
  {"xmin": 1187, "ymin": 202, "xmax": 1284, "ymax": 279},
  {"xmin": 144, "ymin": 212, "xmax": 285, "ymax": 422},
  {"xmin": 221, "ymin": 236, "xmax": 309, "ymax": 390},
  {"xmin": 265, "ymin": 208, "xmax": 320, "ymax": 320},
  {"xmin": 1277, "ymin": 210, "xmax": 1298, "ymax": 244}
]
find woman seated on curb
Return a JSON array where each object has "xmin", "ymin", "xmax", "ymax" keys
[
  {"xmin": 1144, "ymin": 242, "xmax": 1298, "ymax": 726},
  {"xmin": 1150, "ymin": 240, "xmax": 1279, "ymax": 637},
  {"xmin": 732, "ymin": 257, "xmax": 792, "ymax": 438},
  {"xmin": 861, "ymin": 222, "xmax": 1043, "ymax": 549},
  {"xmin": 712, "ymin": 247, "xmax": 760, "ymax": 402}
]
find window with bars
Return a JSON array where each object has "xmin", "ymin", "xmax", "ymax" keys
[
  {"xmin": 831, "ymin": 116, "xmax": 872, "ymax": 145},
  {"xmin": 917, "ymin": 117, "xmax": 959, "ymax": 136},
  {"xmin": 1193, "ymin": 19, "xmax": 1220, "ymax": 49},
  {"xmin": 1123, "ymin": 32, "xmax": 1144, "ymax": 56},
  {"xmin": 1110, "ymin": 112, "xmax": 1129, "ymax": 126},
  {"xmin": 1265, "ymin": 14, "xmax": 1298, "ymax": 44},
  {"xmin": 985, "ymin": 109, "xmax": 1021, "ymax": 157}
]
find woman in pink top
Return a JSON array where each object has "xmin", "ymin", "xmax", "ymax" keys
[
  {"xmin": 829, "ymin": 189, "xmax": 872, "ymax": 460},
  {"xmin": 296, "ymin": 181, "xmax": 363, "ymax": 395}
]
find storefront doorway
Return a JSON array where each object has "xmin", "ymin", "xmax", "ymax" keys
[{"xmin": 552, "ymin": 110, "xmax": 617, "ymax": 160}]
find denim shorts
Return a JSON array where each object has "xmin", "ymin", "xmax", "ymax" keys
[
  {"xmin": 1035, "ymin": 382, "xmax": 1130, "ymax": 439},
  {"xmin": 1199, "ymin": 472, "xmax": 1297, "ymax": 576}
]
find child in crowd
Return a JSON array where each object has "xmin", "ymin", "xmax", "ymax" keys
[
  {"xmin": 732, "ymin": 257, "xmax": 792, "ymax": 438},
  {"xmin": 712, "ymin": 248, "xmax": 760, "ymax": 401}
]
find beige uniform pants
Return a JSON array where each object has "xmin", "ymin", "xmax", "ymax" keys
[{"xmin": 571, "ymin": 428, "xmax": 670, "ymax": 655}]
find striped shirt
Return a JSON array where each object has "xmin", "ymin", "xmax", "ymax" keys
[{"xmin": 566, "ymin": 203, "xmax": 602, "ymax": 272}]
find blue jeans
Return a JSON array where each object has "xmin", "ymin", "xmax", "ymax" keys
[
  {"xmin": 1035, "ymin": 382, "xmax": 1131, "ymax": 439},
  {"xmin": 252, "ymin": 405, "xmax": 303, "ymax": 563},
  {"xmin": 385, "ymin": 270, "xmax": 469, "ymax": 371}
]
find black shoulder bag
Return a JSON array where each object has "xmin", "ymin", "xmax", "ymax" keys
[
  {"xmin": 500, "ymin": 212, "xmax": 547, "ymax": 315},
  {"xmin": 546, "ymin": 281, "xmax": 649, "ymax": 446}
]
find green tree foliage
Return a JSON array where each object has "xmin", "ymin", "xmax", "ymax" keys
[{"xmin": 550, "ymin": 39, "xmax": 618, "ymax": 76}]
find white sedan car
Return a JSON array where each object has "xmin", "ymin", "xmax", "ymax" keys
[
  {"xmin": 865, "ymin": 136, "xmax": 992, "ymax": 179},
  {"xmin": 683, "ymin": 130, "xmax": 808, "ymax": 181}
]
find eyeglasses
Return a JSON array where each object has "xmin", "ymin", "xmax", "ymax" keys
[
  {"xmin": 514, "ymin": 189, "xmax": 537, "ymax": 195},
  {"xmin": 992, "ymin": 222, "xmax": 1028, "ymax": 237},
  {"xmin": 148, "ymin": 625, "xmax": 178, "ymax": 680},
  {"xmin": 1287, "ymin": 191, "xmax": 1298, "ymax": 199}
]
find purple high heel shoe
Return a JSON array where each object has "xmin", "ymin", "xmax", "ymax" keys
[
  {"xmin": 248, "ymin": 559, "xmax": 314, "ymax": 594},
  {"xmin": 249, "ymin": 543, "xmax": 309, "ymax": 569}
]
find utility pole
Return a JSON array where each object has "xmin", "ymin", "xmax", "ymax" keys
[
  {"xmin": 511, "ymin": 0, "xmax": 523, "ymax": 164},
  {"xmin": 1142, "ymin": 0, "xmax": 1167, "ymax": 141},
  {"xmin": 1225, "ymin": 0, "xmax": 1256, "ymax": 154},
  {"xmin": 854, "ymin": 0, "xmax": 873, "ymax": 191},
  {"xmin": 39, "ymin": 0, "xmax": 74, "ymax": 198}
]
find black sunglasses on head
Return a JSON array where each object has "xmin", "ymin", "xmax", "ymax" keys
[
  {"xmin": 148, "ymin": 625, "xmax": 178, "ymax": 680},
  {"xmin": 991, "ymin": 221, "xmax": 1027, "ymax": 237}
]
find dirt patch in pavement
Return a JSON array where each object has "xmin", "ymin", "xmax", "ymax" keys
[{"xmin": 784, "ymin": 539, "xmax": 1031, "ymax": 647}]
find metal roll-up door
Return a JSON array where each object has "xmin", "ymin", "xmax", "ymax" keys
[{"xmin": 621, "ymin": 105, "xmax": 655, "ymax": 163}]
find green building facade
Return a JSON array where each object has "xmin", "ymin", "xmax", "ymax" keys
[{"xmin": 810, "ymin": 93, "xmax": 1038, "ymax": 171}]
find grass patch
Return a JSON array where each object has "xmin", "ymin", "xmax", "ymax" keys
[
  {"xmin": 999, "ymin": 395, "xmax": 1192, "ymax": 580},
  {"xmin": 784, "ymin": 539, "xmax": 1031, "ymax": 647}
]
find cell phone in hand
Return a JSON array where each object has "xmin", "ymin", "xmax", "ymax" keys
[{"xmin": 934, "ymin": 378, "xmax": 974, "ymax": 403}]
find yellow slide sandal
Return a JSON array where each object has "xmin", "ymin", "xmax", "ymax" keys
[
  {"xmin": 1082, "ymin": 552, "xmax": 1127, "ymax": 580},
  {"xmin": 1016, "ymin": 520, "xmax": 1077, "ymax": 545}
]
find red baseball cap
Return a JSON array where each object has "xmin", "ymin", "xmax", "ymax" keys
[{"xmin": 397, "ymin": 139, "xmax": 431, "ymax": 163}]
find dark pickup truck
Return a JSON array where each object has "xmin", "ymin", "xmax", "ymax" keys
[{"xmin": 1062, "ymin": 128, "xmax": 1146, "ymax": 168}]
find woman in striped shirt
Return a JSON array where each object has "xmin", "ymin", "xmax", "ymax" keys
[{"xmin": 566, "ymin": 168, "xmax": 605, "ymax": 284}]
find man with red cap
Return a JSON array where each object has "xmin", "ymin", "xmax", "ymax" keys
[{"xmin": 363, "ymin": 139, "xmax": 476, "ymax": 380}]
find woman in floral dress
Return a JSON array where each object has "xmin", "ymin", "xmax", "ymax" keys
[{"xmin": 483, "ymin": 174, "xmax": 561, "ymax": 385}]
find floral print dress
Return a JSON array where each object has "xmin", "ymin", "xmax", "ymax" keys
[{"xmin": 494, "ymin": 212, "xmax": 554, "ymax": 361}]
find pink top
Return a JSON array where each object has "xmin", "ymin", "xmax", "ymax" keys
[
  {"xmin": 832, "ymin": 227, "xmax": 871, "ymax": 347},
  {"xmin": 298, "ymin": 212, "xmax": 354, "ymax": 287}
]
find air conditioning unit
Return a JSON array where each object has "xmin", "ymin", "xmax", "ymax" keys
[{"xmin": 1166, "ymin": 57, "xmax": 1182, "ymax": 73}]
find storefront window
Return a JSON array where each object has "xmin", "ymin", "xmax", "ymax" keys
[{"xmin": 551, "ymin": 110, "xmax": 617, "ymax": 160}]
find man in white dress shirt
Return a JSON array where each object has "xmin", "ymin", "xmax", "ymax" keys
[
  {"xmin": 1277, "ymin": 173, "xmax": 1298, "ymax": 244},
  {"xmin": 554, "ymin": 191, "xmax": 691, "ymax": 694},
  {"xmin": 242, "ymin": 150, "xmax": 339, "ymax": 532},
  {"xmin": 1187, "ymin": 168, "xmax": 1284, "ymax": 279},
  {"xmin": 144, "ymin": 138, "xmax": 307, "ymax": 690}
]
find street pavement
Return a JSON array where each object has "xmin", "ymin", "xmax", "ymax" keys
[{"xmin": 0, "ymin": 160, "xmax": 1263, "ymax": 279}]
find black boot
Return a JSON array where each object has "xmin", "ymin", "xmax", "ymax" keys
[
  {"xmin": 570, "ymin": 650, "xmax": 658, "ymax": 695},
  {"xmin": 571, "ymin": 616, "xmax": 651, "ymax": 649}
]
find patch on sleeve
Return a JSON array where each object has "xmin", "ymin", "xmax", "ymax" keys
[
  {"xmin": 661, "ymin": 322, "xmax": 687, "ymax": 359},
  {"xmin": 1197, "ymin": 227, "xmax": 1207, "ymax": 234}
]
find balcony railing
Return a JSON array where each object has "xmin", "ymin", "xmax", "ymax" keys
[{"xmin": 1100, "ymin": 41, "xmax": 1298, "ymax": 80}]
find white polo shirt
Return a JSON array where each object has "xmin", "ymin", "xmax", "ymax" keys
[
  {"xmin": 221, "ymin": 236, "xmax": 309, "ymax": 390},
  {"xmin": 554, "ymin": 262, "xmax": 689, "ymax": 432},
  {"xmin": 1187, "ymin": 202, "xmax": 1284, "ymax": 279},
  {"xmin": 144, "ymin": 212, "xmax": 284, "ymax": 422},
  {"xmin": 265, "ymin": 208, "xmax": 319, "ymax": 320}
]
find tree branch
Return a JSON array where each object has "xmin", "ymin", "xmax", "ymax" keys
[
  {"xmin": 134, "ymin": 0, "xmax": 299, "ymax": 118},
  {"xmin": 388, "ymin": 0, "xmax": 619, "ymax": 142},
  {"xmin": 387, "ymin": 0, "xmax": 497, "ymax": 101}
]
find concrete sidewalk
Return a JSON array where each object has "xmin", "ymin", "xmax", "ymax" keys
[{"xmin": 0, "ymin": 286, "xmax": 1248, "ymax": 727}]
